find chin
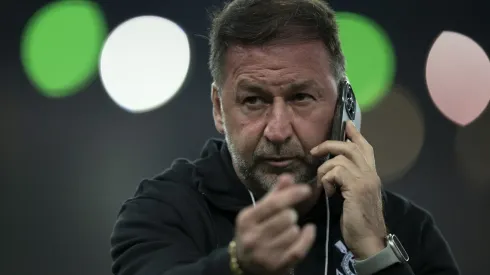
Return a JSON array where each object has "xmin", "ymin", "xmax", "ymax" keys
[{"xmin": 256, "ymin": 171, "xmax": 313, "ymax": 188}]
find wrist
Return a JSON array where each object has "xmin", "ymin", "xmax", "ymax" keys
[
  {"xmin": 353, "ymin": 234, "xmax": 409, "ymax": 275},
  {"xmin": 353, "ymin": 237, "xmax": 386, "ymax": 260}
]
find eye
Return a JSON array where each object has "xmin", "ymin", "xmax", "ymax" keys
[
  {"xmin": 243, "ymin": 96, "xmax": 265, "ymax": 106},
  {"xmin": 291, "ymin": 93, "xmax": 314, "ymax": 102}
]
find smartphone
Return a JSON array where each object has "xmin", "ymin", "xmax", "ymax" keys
[{"xmin": 325, "ymin": 79, "xmax": 362, "ymax": 161}]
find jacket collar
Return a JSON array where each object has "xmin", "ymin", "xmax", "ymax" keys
[{"xmin": 196, "ymin": 139, "xmax": 252, "ymax": 212}]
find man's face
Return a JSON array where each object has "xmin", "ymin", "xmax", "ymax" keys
[{"xmin": 212, "ymin": 40, "xmax": 338, "ymax": 194}]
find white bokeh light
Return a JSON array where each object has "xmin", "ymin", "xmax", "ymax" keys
[{"xmin": 99, "ymin": 16, "xmax": 191, "ymax": 113}]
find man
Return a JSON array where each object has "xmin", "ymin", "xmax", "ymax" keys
[{"xmin": 110, "ymin": 0, "xmax": 460, "ymax": 274}]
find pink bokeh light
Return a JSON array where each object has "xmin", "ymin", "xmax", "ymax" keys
[{"xmin": 425, "ymin": 31, "xmax": 490, "ymax": 126}]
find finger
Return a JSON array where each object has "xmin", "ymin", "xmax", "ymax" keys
[
  {"xmin": 321, "ymin": 165, "xmax": 354, "ymax": 191},
  {"xmin": 235, "ymin": 206, "xmax": 259, "ymax": 233},
  {"xmin": 253, "ymin": 184, "xmax": 311, "ymax": 222},
  {"xmin": 267, "ymin": 223, "xmax": 301, "ymax": 251},
  {"xmin": 317, "ymin": 155, "xmax": 358, "ymax": 179},
  {"xmin": 323, "ymin": 179, "xmax": 336, "ymax": 197},
  {"xmin": 320, "ymin": 165, "xmax": 344, "ymax": 197},
  {"xmin": 258, "ymin": 208, "xmax": 298, "ymax": 238},
  {"xmin": 273, "ymin": 174, "xmax": 295, "ymax": 191},
  {"xmin": 311, "ymin": 140, "xmax": 369, "ymax": 170},
  {"xmin": 280, "ymin": 224, "xmax": 316, "ymax": 267},
  {"xmin": 238, "ymin": 176, "xmax": 298, "ymax": 227},
  {"xmin": 345, "ymin": 120, "xmax": 375, "ymax": 167}
]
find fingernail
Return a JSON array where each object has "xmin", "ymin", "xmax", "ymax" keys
[{"xmin": 310, "ymin": 146, "xmax": 318, "ymax": 154}]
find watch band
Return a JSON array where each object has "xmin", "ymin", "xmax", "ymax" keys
[{"xmin": 353, "ymin": 243, "xmax": 400, "ymax": 275}]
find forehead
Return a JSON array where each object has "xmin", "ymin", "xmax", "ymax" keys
[{"xmin": 223, "ymin": 40, "xmax": 334, "ymax": 90}]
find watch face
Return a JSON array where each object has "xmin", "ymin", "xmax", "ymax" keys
[{"xmin": 391, "ymin": 234, "xmax": 409, "ymax": 261}]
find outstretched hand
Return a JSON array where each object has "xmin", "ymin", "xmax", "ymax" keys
[{"xmin": 234, "ymin": 175, "xmax": 316, "ymax": 275}]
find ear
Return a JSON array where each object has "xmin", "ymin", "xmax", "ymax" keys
[{"xmin": 211, "ymin": 83, "xmax": 225, "ymax": 134}]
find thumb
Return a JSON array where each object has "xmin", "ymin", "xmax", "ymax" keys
[{"xmin": 272, "ymin": 174, "xmax": 295, "ymax": 191}]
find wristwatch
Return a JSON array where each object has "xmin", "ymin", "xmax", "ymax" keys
[{"xmin": 353, "ymin": 234, "xmax": 409, "ymax": 275}]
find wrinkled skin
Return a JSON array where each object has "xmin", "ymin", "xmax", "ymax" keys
[{"xmin": 211, "ymin": 41, "xmax": 338, "ymax": 197}]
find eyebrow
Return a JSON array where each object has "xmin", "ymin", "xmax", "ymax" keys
[
  {"xmin": 236, "ymin": 79, "xmax": 320, "ymax": 94},
  {"xmin": 236, "ymin": 79, "xmax": 266, "ymax": 93},
  {"xmin": 286, "ymin": 80, "xmax": 319, "ymax": 93}
]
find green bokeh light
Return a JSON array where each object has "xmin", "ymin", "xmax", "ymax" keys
[
  {"xmin": 337, "ymin": 12, "xmax": 396, "ymax": 111},
  {"xmin": 21, "ymin": 0, "xmax": 107, "ymax": 98}
]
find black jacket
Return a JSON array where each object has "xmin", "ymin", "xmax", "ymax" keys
[{"xmin": 111, "ymin": 139, "xmax": 460, "ymax": 275}]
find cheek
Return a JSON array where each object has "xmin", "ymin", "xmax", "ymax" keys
[
  {"xmin": 225, "ymin": 113, "xmax": 265, "ymax": 155},
  {"xmin": 293, "ymin": 110, "xmax": 333, "ymax": 149}
]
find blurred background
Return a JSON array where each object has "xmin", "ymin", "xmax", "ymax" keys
[{"xmin": 1, "ymin": 0, "xmax": 489, "ymax": 274}]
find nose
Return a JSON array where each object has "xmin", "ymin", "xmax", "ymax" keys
[{"xmin": 263, "ymin": 99, "xmax": 293, "ymax": 144}]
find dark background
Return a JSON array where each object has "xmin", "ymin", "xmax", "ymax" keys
[{"xmin": 1, "ymin": 0, "xmax": 489, "ymax": 274}]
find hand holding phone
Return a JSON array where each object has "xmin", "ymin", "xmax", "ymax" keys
[{"xmin": 310, "ymin": 80, "xmax": 386, "ymax": 261}]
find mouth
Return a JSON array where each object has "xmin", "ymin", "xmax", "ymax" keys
[{"xmin": 262, "ymin": 158, "xmax": 295, "ymax": 167}]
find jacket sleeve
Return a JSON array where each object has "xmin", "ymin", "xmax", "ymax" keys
[
  {"xmin": 373, "ymin": 207, "xmax": 460, "ymax": 275},
  {"xmin": 110, "ymin": 196, "xmax": 232, "ymax": 275}
]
